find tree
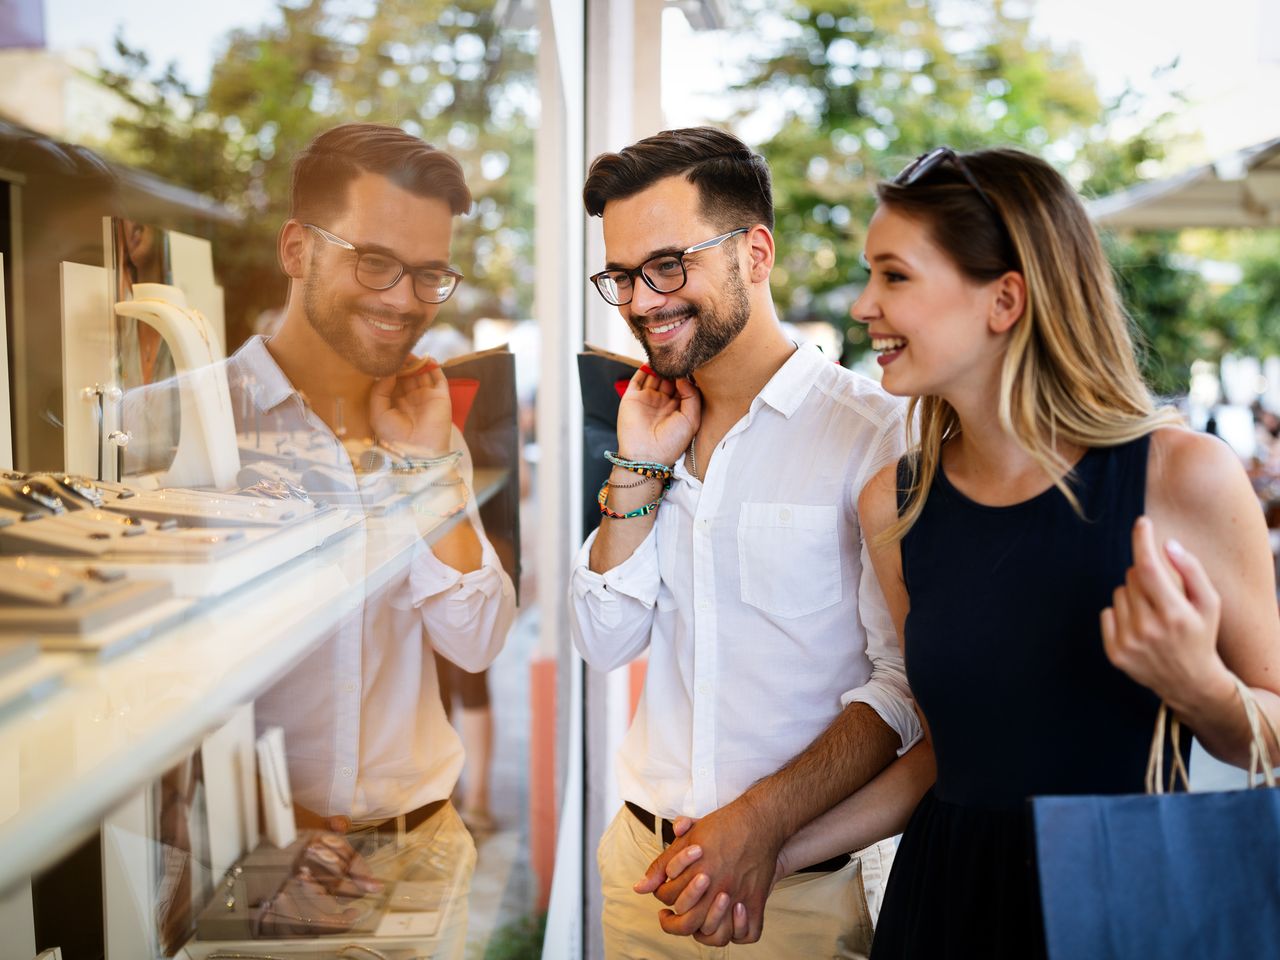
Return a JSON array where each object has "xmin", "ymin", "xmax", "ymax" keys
[
  {"xmin": 92, "ymin": 0, "xmax": 536, "ymax": 348},
  {"xmin": 720, "ymin": 0, "xmax": 1108, "ymax": 334}
]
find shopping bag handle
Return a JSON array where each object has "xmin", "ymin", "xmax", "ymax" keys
[{"xmin": 1146, "ymin": 677, "xmax": 1280, "ymax": 795}]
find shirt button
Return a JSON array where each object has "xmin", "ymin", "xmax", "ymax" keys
[
  {"xmin": 341, "ymin": 766, "xmax": 353, "ymax": 778},
  {"xmin": 698, "ymin": 518, "xmax": 710, "ymax": 532},
  {"xmin": 343, "ymin": 682, "xmax": 356, "ymax": 694},
  {"xmin": 697, "ymin": 682, "xmax": 711, "ymax": 696},
  {"xmin": 698, "ymin": 767, "xmax": 709, "ymax": 778},
  {"xmin": 779, "ymin": 507, "xmax": 792, "ymax": 522},
  {"xmin": 698, "ymin": 599, "xmax": 709, "ymax": 611}
]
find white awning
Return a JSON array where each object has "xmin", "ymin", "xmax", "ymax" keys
[{"xmin": 1088, "ymin": 137, "xmax": 1280, "ymax": 229}]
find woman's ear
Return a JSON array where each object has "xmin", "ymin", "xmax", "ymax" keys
[
  {"xmin": 278, "ymin": 220, "xmax": 308, "ymax": 279},
  {"xmin": 988, "ymin": 270, "xmax": 1026, "ymax": 334},
  {"xmin": 746, "ymin": 225, "xmax": 775, "ymax": 284}
]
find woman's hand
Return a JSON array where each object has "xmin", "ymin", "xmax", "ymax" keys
[{"xmin": 1101, "ymin": 516, "xmax": 1234, "ymax": 713}]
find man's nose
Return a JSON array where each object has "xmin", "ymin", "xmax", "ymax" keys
[
  {"xmin": 378, "ymin": 271, "xmax": 419, "ymax": 312},
  {"xmin": 628, "ymin": 276, "xmax": 667, "ymax": 315}
]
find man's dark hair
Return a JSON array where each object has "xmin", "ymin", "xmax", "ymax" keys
[
  {"xmin": 582, "ymin": 126, "xmax": 774, "ymax": 230},
  {"xmin": 290, "ymin": 122, "xmax": 472, "ymax": 224}
]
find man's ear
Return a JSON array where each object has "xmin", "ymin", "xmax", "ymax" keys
[
  {"xmin": 989, "ymin": 270, "xmax": 1026, "ymax": 334},
  {"xmin": 278, "ymin": 220, "xmax": 308, "ymax": 279},
  {"xmin": 746, "ymin": 224, "xmax": 775, "ymax": 284}
]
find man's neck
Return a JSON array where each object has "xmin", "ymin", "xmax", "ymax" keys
[
  {"xmin": 692, "ymin": 305, "xmax": 795, "ymax": 422},
  {"xmin": 266, "ymin": 310, "xmax": 374, "ymax": 436}
]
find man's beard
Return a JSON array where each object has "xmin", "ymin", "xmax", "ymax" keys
[
  {"xmin": 302, "ymin": 256, "xmax": 422, "ymax": 378},
  {"xmin": 631, "ymin": 258, "xmax": 751, "ymax": 379}
]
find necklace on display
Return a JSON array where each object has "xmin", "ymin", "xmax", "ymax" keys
[{"xmin": 687, "ymin": 435, "xmax": 700, "ymax": 481}]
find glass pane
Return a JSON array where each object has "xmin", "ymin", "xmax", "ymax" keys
[{"xmin": 2, "ymin": 3, "xmax": 551, "ymax": 958}]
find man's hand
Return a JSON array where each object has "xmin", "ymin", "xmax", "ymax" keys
[
  {"xmin": 616, "ymin": 366, "xmax": 701, "ymax": 466},
  {"xmin": 370, "ymin": 353, "xmax": 454, "ymax": 452},
  {"xmin": 633, "ymin": 800, "xmax": 782, "ymax": 944},
  {"xmin": 633, "ymin": 816, "xmax": 773, "ymax": 946}
]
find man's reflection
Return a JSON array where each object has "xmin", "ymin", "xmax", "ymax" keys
[
  {"xmin": 127, "ymin": 122, "xmax": 516, "ymax": 954},
  {"xmin": 255, "ymin": 123, "xmax": 515, "ymax": 952}
]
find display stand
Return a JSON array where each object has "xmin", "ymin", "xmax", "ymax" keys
[
  {"xmin": 58, "ymin": 261, "xmax": 114, "ymax": 479},
  {"xmin": 0, "ymin": 255, "xmax": 13, "ymax": 471}
]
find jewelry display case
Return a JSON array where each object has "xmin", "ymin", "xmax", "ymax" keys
[{"xmin": 1, "ymin": 118, "xmax": 523, "ymax": 959}]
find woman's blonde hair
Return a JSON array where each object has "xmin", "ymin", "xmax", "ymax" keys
[{"xmin": 876, "ymin": 148, "xmax": 1180, "ymax": 542}]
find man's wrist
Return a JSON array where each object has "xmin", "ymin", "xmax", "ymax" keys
[
  {"xmin": 378, "ymin": 436, "xmax": 458, "ymax": 462},
  {"xmin": 733, "ymin": 791, "xmax": 789, "ymax": 853}
]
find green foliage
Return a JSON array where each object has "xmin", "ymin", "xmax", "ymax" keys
[
  {"xmin": 482, "ymin": 911, "xmax": 547, "ymax": 960},
  {"xmin": 729, "ymin": 0, "xmax": 1107, "ymax": 332},
  {"xmin": 92, "ymin": 0, "xmax": 536, "ymax": 347},
  {"xmin": 1104, "ymin": 232, "xmax": 1218, "ymax": 397}
]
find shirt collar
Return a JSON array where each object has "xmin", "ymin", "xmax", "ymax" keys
[
  {"xmin": 753, "ymin": 342, "xmax": 825, "ymax": 419},
  {"xmin": 232, "ymin": 335, "xmax": 299, "ymax": 413}
]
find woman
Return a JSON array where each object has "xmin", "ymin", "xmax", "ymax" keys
[{"xmin": 650, "ymin": 147, "xmax": 1280, "ymax": 957}]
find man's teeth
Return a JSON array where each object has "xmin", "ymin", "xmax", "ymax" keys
[
  {"xmin": 648, "ymin": 317, "xmax": 688, "ymax": 335},
  {"xmin": 365, "ymin": 315, "xmax": 407, "ymax": 332},
  {"xmin": 872, "ymin": 337, "xmax": 907, "ymax": 353}
]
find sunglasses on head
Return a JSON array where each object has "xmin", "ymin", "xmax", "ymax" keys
[{"xmin": 892, "ymin": 147, "xmax": 999, "ymax": 218}]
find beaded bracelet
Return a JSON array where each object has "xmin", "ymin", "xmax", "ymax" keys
[
  {"xmin": 415, "ymin": 492, "xmax": 469, "ymax": 520},
  {"xmin": 607, "ymin": 473, "xmax": 663, "ymax": 490},
  {"xmin": 396, "ymin": 449, "xmax": 464, "ymax": 471},
  {"xmin": 598, "ymin": 477, "xmax": 669, "ymax": 520},
  {"xmin": 604, "ymin": 451, "xmax": 673, "ymax": 480}
]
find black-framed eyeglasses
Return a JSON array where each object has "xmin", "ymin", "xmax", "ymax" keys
[
  {"xmin": 893, "ymin": 147, "xmax": 999, "ymax": 217},
  {"xmin": 303, "ymin": 223, "xmax": 463, "ymax": 304},
  {"xmin": 589, "ymin": 227, "xmax": 750, "ymax": 306}
]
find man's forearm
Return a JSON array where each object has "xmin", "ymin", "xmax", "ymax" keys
[
  {"xmin": 736, "ymin": 702, "xmax": 901, "ymax": 847},
  {"xmin": 588, "ymin": 467, "xmax": 665, "ymax": 573},
  {"xmin": 431, "ymin": 518, "xmax": 484, "ymax": 573}
]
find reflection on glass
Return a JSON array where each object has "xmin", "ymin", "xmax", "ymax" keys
[
  {"xmin": 116, "ymin": 122, "xmax": 520, "ymax": 956},
  {"xmin": 114, "ymin": 218, "xmax": 174, "ymax": 389}
]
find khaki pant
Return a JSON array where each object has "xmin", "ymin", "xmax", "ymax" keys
[
  {"xmin": 599, "ymin": 805, "xmax": 893, "ymax": 960},
  {"xmin": 352, "ymin": 801, "xmax": 475, "ymax": 960}
]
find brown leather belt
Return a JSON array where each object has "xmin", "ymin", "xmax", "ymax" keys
[
  {"xmin": 625, "ymin": 801, "xmax": 852, "ymax": 874},
  {"xmin": 374, "ymin": 798, "xmax": 448, "ymax": 836}
]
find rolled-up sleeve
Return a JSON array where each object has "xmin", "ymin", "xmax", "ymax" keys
[
  {"xmin": 410, "ymin": 525, "xmax": 516, "ymax": 673},
  {"xmin": 842, "ymin": 533, "xmax": 921, "ymax": 755},
  {"xmin": 568, "ymin": 525, "xmax": 661, "ymax": 673},
  {"xmin": 841, "ymin": 409, "xmax": 921, "ymax": 755}
]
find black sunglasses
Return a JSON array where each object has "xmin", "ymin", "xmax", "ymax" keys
[{"xmin": 893, "ymin": 147, "xmax": 999, "ymax": 217}]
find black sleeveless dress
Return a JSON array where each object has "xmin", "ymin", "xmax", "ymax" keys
[{"xmin": 870, "ymin": 436, "xmax": 1189, "ymax": 959}]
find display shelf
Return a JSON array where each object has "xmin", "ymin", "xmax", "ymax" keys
[{"xmin": 0, "ymin": 468, "xmax": 508, "ymax": 892}]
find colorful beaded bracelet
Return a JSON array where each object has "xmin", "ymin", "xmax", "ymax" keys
[
  {"xmin": 604, "ymin": 450, "xmax": 673, "ymax": 479},
  {"xmin": 597, "ymin": 477, "xmax": 669, "ymax": 520}
]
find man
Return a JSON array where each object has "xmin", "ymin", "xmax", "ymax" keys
[
  {"xmin": 568, "ymin": 127, "xmax": 918, "ymax": 958},
  {"xmin": 127, "ymin": 123, "xmax": 516, "ymax": 956}
]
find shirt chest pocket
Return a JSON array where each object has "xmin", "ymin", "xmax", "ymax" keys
[{"xmin": 737, "ymin": 502, "xmax": 842, "ymax": 619}]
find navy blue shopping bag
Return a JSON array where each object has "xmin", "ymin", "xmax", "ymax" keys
[
  {"xmin": 1033, "ymin": 787, "xmax": 1280, "ymax": 958},
  {"xmin": 1033, "ymin": 682, "xmax": 1280, "ymax": 960}
]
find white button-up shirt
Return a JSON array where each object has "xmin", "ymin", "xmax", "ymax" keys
[
  {"xmin": 126, "ymin": 336, "xmax": 517, "ymax": 821},
  {"xmin": 569, "ymin": 344, "xmax": 919, "ymax": 819}
]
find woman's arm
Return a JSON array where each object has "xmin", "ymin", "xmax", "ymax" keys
[
  {"xmin": 1105, "ymin": 427, "xmax": 1280, "ymax": 766},
  {"xmin": 778, "ymin": 735, "xmax": 934, "ymax": 875}
]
